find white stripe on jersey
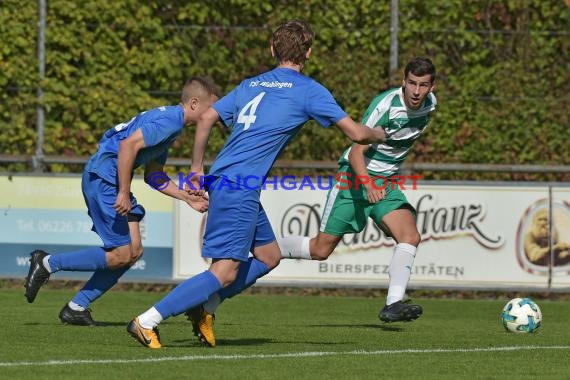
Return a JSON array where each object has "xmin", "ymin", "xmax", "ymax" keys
[
  {"xmin": 363, "ymin": 92, "xmax": 395, "ymax": 128},
  {"xmin": 320, "ymin": 185, "xmax": 340, "ymax": 232},
  {"xmin": 364, "ymin": 159, "xmax": 399, "ymax": 175},
  {"xmin": 370, "ymin": 143, "xmax": 409, "ymax": 159},
  {"xmin": 389, "ymin": 105, "xmax": 434, "ymax": 121},
  {"xmin": 385, "ymin": 127, "xmax": 422, "ymax": 141}
]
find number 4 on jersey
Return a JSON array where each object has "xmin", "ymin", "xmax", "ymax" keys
[{"xmin": 237, "ymin": 92, "xmax": 265, "ymax": 130}]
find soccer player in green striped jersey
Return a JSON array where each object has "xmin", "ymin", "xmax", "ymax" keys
[
  {"xmin": 190, "ymin": 58, "xmax": 436, "ymax": 343},
  {"xmin": 279, "ymin": 57, "xmax": 437, "ymax": 322}
]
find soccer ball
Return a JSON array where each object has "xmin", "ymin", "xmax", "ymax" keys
[{"xmin": 500, "ymin": 298, "xmax": 542, "ymax": 333}]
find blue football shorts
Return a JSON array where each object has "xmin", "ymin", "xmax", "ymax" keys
[
  {"xmin": 81, "ymin": 171, "xmax": 146, "ymax": 249},
  {"xmin": 201, "ymin": 177, "xmax": 276, "ymax": 261}
]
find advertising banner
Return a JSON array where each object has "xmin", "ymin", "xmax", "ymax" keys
[
  {"xmin": 3, "ymin": 175, "xmax": 568, "ymax": 290},
  {"xmin": 175, "ymin": 182, "xmax": 570, "ymax": 290},
  {"xmin": 542, "ymin": 187, "xmax": 570, "ymax": 287},
  {"xmin": 0, "ymin": 175, "xmax": 174, "ymax": 281}
]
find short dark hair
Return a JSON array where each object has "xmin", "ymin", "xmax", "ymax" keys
[
  {"xmin": 404, "ymin": 57, "xmax": 436, "ymax": 83},
  {"xmin": 270, "ymin": 20, "xmax": 314, "ymax": 65},
  {"xmin": 181, "ymin": 76, "xmax": 220, "ymax": 104}
]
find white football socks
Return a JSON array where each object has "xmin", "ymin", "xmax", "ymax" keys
[
  {"xmin": 138, "ymin": 307, "xmax": 163, "ymax": 329},
  {"xmin": 277, "ymin": 236, "xmax": 312, "ymax": 259},
  {"xmin": 386, "ymin": 243, "xmax": 417, "ymax": 306},
  {"xmin": 68, "ymin": 301, "xmax": 85, "ymax": 311},
  {"xmin": 43, "ymin": 255, "xmax": 52, "ymax": 273}
]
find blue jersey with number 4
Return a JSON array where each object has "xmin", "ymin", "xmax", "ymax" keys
[{"xmin": 210, "ymin": 68, "xmax": 347, "ymax": 182}]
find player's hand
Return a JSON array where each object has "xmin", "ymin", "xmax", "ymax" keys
[
  {"xmin": 185, "ymin": 184, "xmax": 205, "ymax": 196},
  {"xmin": 114, "ymin": 192, "xmax": 132, "ymax": 216},
  {"xmin": 186, "ymin": 193, "xmax": 209, "ymax": 213},
  {"xmin": 373, "ymin": 127, "xmax": 388, "ymax": 143},
  {"xmin": 185, "ymin": 169, "xmax": 205, "ymax": 196},
  {"xmin": 365, "ymin": 183, "xmax": 385, "ymax": 203}
]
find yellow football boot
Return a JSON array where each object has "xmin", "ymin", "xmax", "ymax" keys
[
  {"xmin": 127, "ymin": 317, "xmax": 162, "ymax": 349},
  {"xmin": 186, "ymin": 306, "xmax": 216, "ymax": 347}
]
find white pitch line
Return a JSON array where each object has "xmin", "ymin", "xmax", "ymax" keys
[{"xmin": 1, "ymin": 345, "xmax": 569, "ymax": 368}]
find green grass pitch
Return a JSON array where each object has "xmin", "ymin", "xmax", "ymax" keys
[{"xmin": 1, "ymin": 287, "xmax": 569, "ymax": 379}]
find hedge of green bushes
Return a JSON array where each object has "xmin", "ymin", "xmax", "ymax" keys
[{"xmin": 1, "ymin": 0, "xmax": 568, "ymax": 179}]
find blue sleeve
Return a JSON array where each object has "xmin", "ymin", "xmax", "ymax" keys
[
  {"xmin": 213, "ymin": 87, "xmax": 238, "ymax": 128},
  {"xmin": 306, "ymin": 81, "xmax": 348, "ymax": 127}
]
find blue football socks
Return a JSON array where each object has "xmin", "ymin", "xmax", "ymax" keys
[
  {"xmin": 154, "ymin": 270, "xmax": 222, "ymax": 319},
  {"xmin": 219, "ymin": 257, "xmax": 269, "ymax": 300},
  {"xmin": 71, "ymin": 266, "xmax": 130, "ymax": 308},
  {"xmin": 48, "ymin": 247, "xmax": 108, "ymax": 272}
]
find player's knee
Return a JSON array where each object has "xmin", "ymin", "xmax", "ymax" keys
[
  {"xmin": 210, "ymin": 260, "xmax": 241, "ymax": 287},
  {"xmin": 262, "ymin": 252, "xmax": 281, "ymax": 269},
  {"xmin": 400, "ymin": 230, "xmax": 421, "ymax": 247},
  {"xmin": 131, "ymin": 245, "xmax": 144, "ymax": 259},
  {"xmin": 129, "ymin": 246, "xmax": 144, "ymax": 266},
  {"xmin": 106, "ymin": 246, "xmax": 136, "ymax": 268},
  {"xmin": 255, "ymin": 243, "xmax": 282, "ymax": 269},
  {"xmin": 117, "ymin": 256, "xmax": 132, "ymax": 268},
  {"xmin": 218, "ymin": 271, "xmax": 238, "ymax": 287},
  {"xmin": 107, "ymin": 255, "xmax": 130, "ymax": 268}
]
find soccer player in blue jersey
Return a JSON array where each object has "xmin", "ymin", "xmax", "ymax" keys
[
  {"xmin": 127, "ymin": 20, "xmax": 387, "ymax": 349},
  {"xmin": 189, "ymin": 57, "xmax": 436, "ymax": 347},
  {"xmin": 24, "ymin": 77, "xmax": 219, "ymax": 326}
]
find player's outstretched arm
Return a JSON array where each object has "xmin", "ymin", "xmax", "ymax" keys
[
  {"xmin": 143, "ymin": 161, "xmax": 209, "ymax": 213},
  {"xmin": 348, "ymin": 144, "xmax": 385, "ymax": 203},
  {"xmin": 190, "ymin": 107, "xmax": 220, "ymax": 190},
  {"xmin": 116, "ymin": 129, "xmax": 146, "ymax": 216},
  {"xmin": 335, "ymin": 116, "xmax": 386, "ymax": 144}
]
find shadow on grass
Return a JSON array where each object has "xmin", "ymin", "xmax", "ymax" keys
[
  {"xmin": 308, "ymin": 323, "xmax": 404, "ymax": 331},
  {"xmin": 168, "ymin": 338, "xmax": 273, "ymax": 348},
  {"xmin": 23, "ymin": 321, "xmax": 128, "ymax": 327},
  {"xmin": 92, "ymin": 321, "xmax": 129, "ymax": 327}
]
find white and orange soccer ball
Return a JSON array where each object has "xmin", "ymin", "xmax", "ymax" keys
[{"xmin": 500, "ymin": 298, "xmax": 542, "ymax": 333}]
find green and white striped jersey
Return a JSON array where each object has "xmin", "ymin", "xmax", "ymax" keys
[{"xmin": 339, "ymin": 87, "xmax": 437, "ymax": 176}]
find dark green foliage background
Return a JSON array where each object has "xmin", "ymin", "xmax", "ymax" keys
[{"xmin": 1, "ymin": 1, "xmax": 569, "ymax": 178}]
